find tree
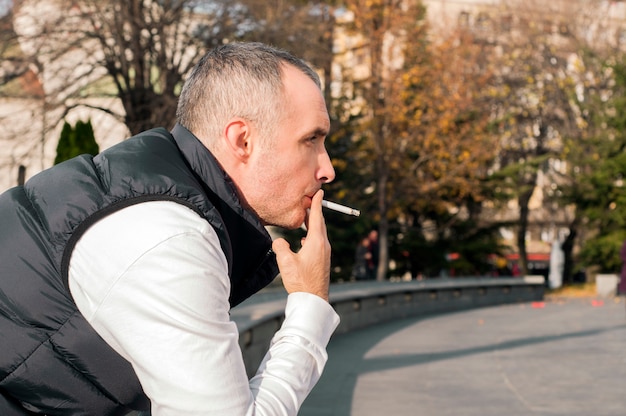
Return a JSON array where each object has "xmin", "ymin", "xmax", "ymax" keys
[
  {"xmin": 40, "ymin": 0, "xmax": 339, "ymax": 135},
  {"xmin": 65, "ymin": 0, "xmax": 250, "ymax": 134},
  {"xmin": 0, "ymin": 4, "xmax": 29, "ymax": 90},
  {"xmin": 3, "ymin": 0, "xmax": 337, "ymax": 190},
  {"xmin": 398, "ymin": 27, "xmax": 500, "ymax": 248},
  {"xmin": 240, "ymin": 0, "xmax": 338, "ymax": 106},
  {"xmin": 479, "ymin": 0, "xmax": 595, "ymax": 277},
  {"xmin": 332, "ymin": 0, "xmax": 500, "ymax": 280},
  {"xmin": 2, "ymin": 1, "xmax": 67, "ymax": 188},
  {"xmin": 54, "ymin": 119, "xmax": 99, "ymax": 164},
  {"xmin": 331, "ymin": 0, "xmax": 432, "ymax": 280},
  {"xmin": 566, "ymin": 58, "xmax": 626, "ymax": 273}
]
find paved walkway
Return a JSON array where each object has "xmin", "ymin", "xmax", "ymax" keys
[{"xmin": 300, "ymin": 297, "xmax": 626, "ymax": 416}]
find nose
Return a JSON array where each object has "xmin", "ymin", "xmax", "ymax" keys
[{"xmin": 318, "ymin": 149, "xmax": 335, "ymax": 184}]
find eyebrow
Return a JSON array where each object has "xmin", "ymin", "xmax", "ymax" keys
[{"xmin": 308, "ymin": 128, "xmax": 329, "ymax": 138}]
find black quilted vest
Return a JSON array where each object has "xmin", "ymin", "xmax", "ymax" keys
[{"xmin": 0, "ymin": 124, "xmax": 278, "ymax": 415}]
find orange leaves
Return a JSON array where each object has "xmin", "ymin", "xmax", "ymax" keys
[{"xmin": 337, "ymin": 0, "xmax": 501, "ymax": 215}]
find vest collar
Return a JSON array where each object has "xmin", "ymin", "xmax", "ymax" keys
[{"xmin": 170, "ymin": 123, "xmax": 278, "ymax": 307}]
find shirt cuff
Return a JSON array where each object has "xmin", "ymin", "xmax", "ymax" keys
[{"xmin": 282, "ymin": 292, "xmax": 340, "ymax": 346}]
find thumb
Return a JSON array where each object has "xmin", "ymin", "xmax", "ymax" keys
[{"xmin": 272, "ymin": 238, "xmax": 293, "ymax": 259}]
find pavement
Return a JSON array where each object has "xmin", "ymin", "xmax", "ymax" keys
[{"xmin": 299, "ymin": 296, "xmax": 626, "ymax": 416}]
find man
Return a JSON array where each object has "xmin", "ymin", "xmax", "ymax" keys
[
  {"xmin": 367, "ymin": 229, "xmax": 379, "ymax": 280},
  {"xmin": 0, "ymin": 42, "xmax": 339, "ymax": 415}
]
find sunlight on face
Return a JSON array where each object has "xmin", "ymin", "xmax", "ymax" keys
[{"xmin": 245, "ymin": 64, "xmax": 335, "ymax": 229}]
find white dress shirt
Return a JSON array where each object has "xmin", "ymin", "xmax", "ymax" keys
[{"xmin": 69, "ymin": 201, "xmax": 340, "ymax": 415}]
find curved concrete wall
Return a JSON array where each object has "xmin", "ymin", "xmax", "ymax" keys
[{"xmin": 232, "ymin": 277, "xmax": 545, "ymax": 377}]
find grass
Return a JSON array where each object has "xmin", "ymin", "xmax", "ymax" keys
[{"xmin": 545, "ymin": 282, "xmax": 598, "ymax": 299}]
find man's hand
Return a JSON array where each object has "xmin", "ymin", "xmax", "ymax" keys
[{"xmin": 272, "ymin": 190, "xmax": 331, "ymax": 301}]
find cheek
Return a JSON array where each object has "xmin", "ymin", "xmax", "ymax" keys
[
  {"xmin": 253, "ymin": 147, "xmax": 313, "ymax": 198},
  {"xmin": 251, "ymin": 158, "xmax": 292, "ymax": 200},
  {"xmin": 260, "ymin": 153, "xmax": 299, "ymax": 184}
]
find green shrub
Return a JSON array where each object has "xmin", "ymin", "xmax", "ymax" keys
[{"xmin": 54, "ymin": 120, "xmax": 99, "ymax": 165}]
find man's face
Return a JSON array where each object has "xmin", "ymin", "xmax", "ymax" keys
[{"xmin": 244, "ymin": 64, "xmax": 335, "ymax": 229}]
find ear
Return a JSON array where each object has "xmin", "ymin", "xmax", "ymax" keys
[{"xmin": 223, "ymin": 118, "xmax": 252, "ymax": 160}]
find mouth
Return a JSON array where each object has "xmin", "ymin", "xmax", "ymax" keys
[
  {"xmin": 303, "ymin": 197, "xmax": 313, "ymax": 211},
  {"xmin": 304, "ymin": 191, "xmax": 319, "ymax": 209}
]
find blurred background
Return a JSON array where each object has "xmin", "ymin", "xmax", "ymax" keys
[{"xmin": 2, "ymin": 0, "xmax": 625, "ymax": 288}]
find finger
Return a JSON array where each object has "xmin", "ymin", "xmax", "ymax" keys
[{"xmin": 306, "ymin": 189, "xmax": 325, "ymax": 236}]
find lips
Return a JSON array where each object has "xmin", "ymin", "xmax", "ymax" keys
[
  {"xmin": 304, "ymin": 196, "xmax": 313, "ymax": 210},
  {"xmin": 304, "ymin": 190, "xmax": 319, "ymax": 208}
]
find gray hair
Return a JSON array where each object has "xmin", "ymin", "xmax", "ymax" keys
[{"xmin": 176, "ymin": 42, "xmax": 321, "ymax": 149}]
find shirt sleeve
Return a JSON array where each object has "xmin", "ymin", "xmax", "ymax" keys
[{"xmin": 68, "ymin": 201, "xmax": 340, "ymax": 416}]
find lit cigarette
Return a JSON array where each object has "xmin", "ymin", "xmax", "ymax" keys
[{"xmin": 322, "ymin": 200, "xmax": 361, "ymax": 217}]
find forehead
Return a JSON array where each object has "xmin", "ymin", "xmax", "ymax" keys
[{"xmin": 281, "ymin": 64, "xmax": 330, "ymax": 132}]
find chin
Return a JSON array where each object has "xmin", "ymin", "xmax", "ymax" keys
[
  {"xmin": 275, "ymin": 212, "xmax": 307, "ymax": 230},
  {"xmin": 284, "ymin": 218, "xmax": 306, "ymax": 230}
]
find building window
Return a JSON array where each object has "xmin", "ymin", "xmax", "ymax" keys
[
  {"xmin": 459, "ymin": 11, "xmax": 470, "ymax": 27},
  {"xmin": 476, "ymin": 12, "xmax": 491, "ymax": 31}
]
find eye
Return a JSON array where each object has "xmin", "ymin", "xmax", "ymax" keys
[
  {"xmin": 303, "ymin": 135, "xmax": 318, "ymax": 146},
  {"xmin": 302, "ymin": 129, "xmax": 328, "ymax": 145}
]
